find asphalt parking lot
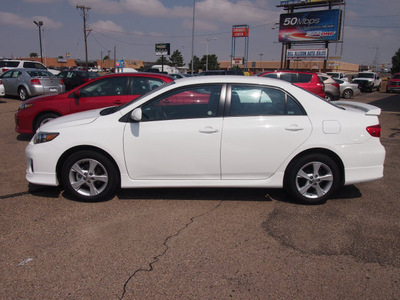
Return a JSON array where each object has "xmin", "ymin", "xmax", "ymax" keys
[{"xmin": 1, "ymin": 92, "xmax": 399, "ymax": 299}]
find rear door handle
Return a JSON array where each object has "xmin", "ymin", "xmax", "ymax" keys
[{"xmin": 285, "ymin": 124, "xmax": 304, "ymax": 131}]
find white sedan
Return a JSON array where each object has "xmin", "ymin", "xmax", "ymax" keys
[{"xmin": 25, "ymin": 76, "xmax": 385, "ymax": 204}]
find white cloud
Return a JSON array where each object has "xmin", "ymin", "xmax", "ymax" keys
[
  {"xmin": 90, "ymin": 20, "xmax": 125, "ymax": 33},
  {"xmin": 0, "ymin": 12, "xmax": 62, "ymax": 29}
]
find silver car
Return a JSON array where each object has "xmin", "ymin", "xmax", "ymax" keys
[
  {"xmin": 0, "ymin": 68, "xmax": 65, "ymax": 100},
  {"xmin": 335, "ymin": 79, "xmax": 361, "ymax": 99}
]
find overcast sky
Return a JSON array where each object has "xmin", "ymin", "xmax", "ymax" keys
[{"xmin": 0, "ymin": 0, "xmax": 399, "ymax": 68}]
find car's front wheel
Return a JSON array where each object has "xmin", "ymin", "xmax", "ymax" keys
[
  {"xmin": 284, "ymin": 154, "xmax": 341, "ymax": 204},
  {"xmin": 34, "ymin": 112, "xmax": 60, "ymax": 132},
  {"xmin": 61, "ymin": 150, "xmax": 119, "ymax": 202},
  {"xmin": 18, "ymin": 87, "xmax": 29, "ymax": 101}
]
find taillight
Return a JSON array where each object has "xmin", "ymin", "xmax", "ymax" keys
[
  {"xmin": 30, "ymin": 78, "xmax": 41, "ymax": 85},
  {"xmin": 332, "ymin": 83, "xmax": 340, "ymax": 89},
  {"xmin": 60, "ymin": 79, "xmax": 65, "ymax": 85},
  {"xmin": 366, "ymin": 124, "xmax": 381, "ymax": 137},
  {"xmin": 2, "ymin": 68, "xmax": 9, "ymax": 73}
]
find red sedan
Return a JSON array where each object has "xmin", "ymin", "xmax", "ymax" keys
[
  {"xmin": 15, "ymin": 72, "xmax": 174, "ymax": 134},
  {"xmin": 257, "ymin": 70, "xmax": 325, "ymax": 99}
]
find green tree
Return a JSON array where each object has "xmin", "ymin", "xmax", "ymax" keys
[
  {"xmin": 200, "ymin": 54, "xmax": 219, "ymax": 71},
  {"xmin": 188, "ymin": 55, "xmax": 202, "ymax": 73},
  {"xmin": 169, "ymin": 50, "xmax": 184, "ymax": 67},
  {"xmin": 155, "ymin": 56, "xmax": 171, "ymax": 65},
  {"xmin": 29, "ymin": 52, "xmax": 38, "ymax": 58},
  {"xmin": 103, "ymin": 55, "xmax": 110, "ymax": 60},
  {"xmin": 391, "ymin": 48, "xmax": 400, "ymax": 74}
]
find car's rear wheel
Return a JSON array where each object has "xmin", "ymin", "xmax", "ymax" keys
[
  {"xmin": 325, "ymin": 93, "xmax": 333, "ymax": 101},
  {"xmin": 34, "ymin": 113, "xmax": 60, "ymax": 132},
  {"xmin": 342, "ymin": 89, "xmax": 353, "ymax": 99},
  {"xmin": 18, "ymin": 87, "xmax": 29, "ymax": 101},
  {"xmin": 61, "ymin": 151, "xmax": 119, "ymax": 202},
  {"xmin": 284, "ymin": 154, "xmax": 341, "ymax": 204}
]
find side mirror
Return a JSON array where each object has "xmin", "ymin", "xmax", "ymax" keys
[
  {"xmin": 131, "ymin": 108, "xmax": 142, "ymax": 122},
  {"xmin": 74, "ymin": 90, "xmax": 80, "ymax": 98}
]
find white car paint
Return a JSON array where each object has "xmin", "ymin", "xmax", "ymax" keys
[{"xmin": 25, "ymin": 76, "xmax": 385, "ymax": 204}]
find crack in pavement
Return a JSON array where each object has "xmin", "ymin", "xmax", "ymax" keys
[{"xmin": 118, "ymin": 200, "xmax": 224, "ymax": 300}]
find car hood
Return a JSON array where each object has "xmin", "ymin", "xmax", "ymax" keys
[{"xmin": 38, "ymin": 108, "xmax": 103, "ymax": 131}]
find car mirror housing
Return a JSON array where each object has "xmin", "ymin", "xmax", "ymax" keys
[
  {"xmin": 131, "ymin": 108, "xmax": 142, "ymax": 122},
  {"xmin": 74, "ymin": 90, "xmax": 80, "ymax": 98}
]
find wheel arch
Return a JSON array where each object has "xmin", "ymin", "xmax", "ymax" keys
[
  {"xmin": 284, "ymin": 148, "xmax": 345, "ymax": 186},
  {"xmin": 33, "ymin": 111, "xmax": 62, "ymax": 130},
  {"xmin": 56, "ymin": 145, "xmax": 121, "ymax": 188},
  {"xmin": 18, "ymin": 84, "xmax": 32, "ymax": 96}
]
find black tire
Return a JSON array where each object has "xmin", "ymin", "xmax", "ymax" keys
[
  {"xmin": 34, "ymin": 113, "xmax": 60, "ymax": 132},
  {"xmin": 342, "ymin": 89, "xmax": 353, "ymax": 99},
  {"xmin": 377, "ymin": 84, "xmax": 381, "ymax": 92},
  {"xmin": 18, "ymin": 87, "xmax": 29, "ymax": 101},
  {"xmin": 325, "ymin": 93, "xmax": 333, "ymax": 102},
  {"xmin": 61, "ymin": 150, "xmax": 119, "ymax": 202},
  {"xmin": 284, "ymin": 154, "xmax": 341, "ymax": 205}
]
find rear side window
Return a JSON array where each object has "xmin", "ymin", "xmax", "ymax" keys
[
  {"xmin": 27, "ymin": 70, "xmax": 53, "ymax": 77},
  {"xmin": 297, "ymin": 73, "xmax": 312, "ymax": 83},
  {"xmin": 229, "ymin": 85, "xmax": 305, "ymax": 116},
  {"xmin": 129, "ymin": 78, "xmax": 166, "ymax": 95},
  {"xmin": 262, "ymin": 73, "xmax": 278, "ymax": 79},
  {"xmin": 23, "ymin": 62, "xmax": 47, "ymax": 69},
  {"xmin": 280, "ymin": 73, "xmax": 297, "ymax": 83}
]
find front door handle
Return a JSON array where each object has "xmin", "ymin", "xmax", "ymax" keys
[{"xmin": 199, "ymin": 126, "xmax": 219, "ymax": 134}]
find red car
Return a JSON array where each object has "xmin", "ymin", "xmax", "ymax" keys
[
  {"xmin": 15, "ymin": 72, "xmax": 174, "ymax": 134},
  {"xmin": 386, "ymin": 73, "xmax": 400, "ymax": 93},
  {"xmin": 257, "ymin": 70, "xmax": 325, "ymax": 98}
]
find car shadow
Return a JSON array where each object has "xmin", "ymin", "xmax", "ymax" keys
[
  {"xmin": 17, "ymin": 133, "xmax": 34, "ymax": 141},
  {"xmin": 26, "ymin": 184, "xmax": 362, "ymax": 205},
  {"xmin": 369, "ymin": 94, "xmax": 400, "ymax": 113}
]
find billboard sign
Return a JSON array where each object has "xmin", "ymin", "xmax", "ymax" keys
[
  {"xmin": 279, "ymin": 9, "xmax": 341, "ymax": 42},
  {"xmin": 232, "ymin": 25, "xmax": 249, "ymax": 37},
  {"xmin": 280, "ymin": 0, "xmax": 343, "ymax": 5},
  {"xmin": 287, "ymin": 49, "xmax": 328, "ymax": 60},
  {"xmin": 232, "ymin": 57, "xmax": 244, "ymax": 65},
  {"xmin": 155, "ymin": 43, "xmax": 170, "ymax": 56}
]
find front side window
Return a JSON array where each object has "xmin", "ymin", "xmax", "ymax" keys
[
  {"xmin": 79, "ymin": 77, "xmax": 128, "ymax": 97},
  {"xmin": 141, "ymin": 85, "xmax": 222, "ymax": 121},
  {"xmin": 229, "ymin": 85, "xmax": 304, "ymax": 116}
]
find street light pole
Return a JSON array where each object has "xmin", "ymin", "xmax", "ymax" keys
[
  {"xmin": 33, "ymin": 21, "xmax": 43, "ymax": 63},
  {"xmin": 206, "ymin": 38, "xmax": 217, "ymax": 71},
  {"xmin": 259, "ymin": 53, "xmax": 263, "ymax": 72},
  {"xmin": 191, "ymin": 0, "xmax": 196, "ymax": 75}
]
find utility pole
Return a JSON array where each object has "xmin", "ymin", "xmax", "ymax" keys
[
  {"xmin": 76, "ymin": 5, "xmax": 91, "ymax": 68},
  {"xmin": 33, "ymin": 21, "xmax": 43, "ymax": 63}
]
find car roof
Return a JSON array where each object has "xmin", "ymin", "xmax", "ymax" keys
[{"xmin": 261, "ymin": 70, "xmax": 318, "ymax": 75}]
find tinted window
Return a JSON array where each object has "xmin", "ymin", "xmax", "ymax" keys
[
  {"xmin": 79, "ymin": 77, "xmax": 128, "ymax": 97},
  {"xmin": 296, "ymin": 73, "xmax": 312, "ymax": 83},
  {"xmin": 280, "ymin": 73, "xmax": 297, "ymax": 83},
  {"xmin": 129, "ymin": 78, "xmax": 165, "ymax": 95},
  {"xmin": 0, "ymin": 61, "xmax": 19, "ymax": 67},
  {"xmin": 230, "ymin": 85, "xmax": 305, "ymax": 116},
  {"xmin": 262, "ymin": 73, "xmax": 278, "ymax": 79},
  {"xmin": 27, "ymin": 70, "xmax": 53, "ymax": 77},
  {"xmin": 141, "ymin": 85, "xmax": 222, "ymax": 121},
  {"xmin": 23, "ymin": 62, "xmax": 47, "ymax": 69}
]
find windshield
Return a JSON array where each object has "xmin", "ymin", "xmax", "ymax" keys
[
  {"xmin": 100, "ymin": 80, "xmax": 176, "ymax": 115},
  {"xmin": 357, "ymin": 73, "xmax": 374, "ymax": 79}
]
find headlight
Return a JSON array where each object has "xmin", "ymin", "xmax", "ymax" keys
[
  {"xmin": 19, "ymin": 103, "xmax": 34, "ymax": 110},
  {"xmin": 34, "ymin": 132, "xmax": 59, "ymax": 144}
]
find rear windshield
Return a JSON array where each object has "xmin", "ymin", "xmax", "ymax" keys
[
  {"xmin": 27, "ymin": 70, "xmax": 53, "ymax": 77},
  {"xmin": 357, "ymin": 73, "xmax": 374, "ymax": 79},
  {"xmin": 0, "ymin": 61, "xmax": 19, "ymax": 67}
]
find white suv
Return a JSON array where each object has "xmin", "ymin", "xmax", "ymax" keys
[{"xmin": 0, "ymin": 59, "xmax": 59, "ymax": 75}]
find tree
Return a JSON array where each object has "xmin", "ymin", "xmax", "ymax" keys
[
  {"xmin": 391, "ymin": 48, "xmax": 400, "ymax": 74},
  {"xmin": 200, "ymin": 54, "xmax": 219, "ymax": 71},
  {"xmin": 103, "ymin": 55, "xmax": 110, "ymax": 60},
  {"xmin": 155, "ymin": 56, "xmax": 171, "ymax": 65},
  {"xmin": 29, "ymin": 52, "xmax": 38, "ymax": 58},
  {"xmin": 188, "ymin": 55, "xmax": 202, "ymax": 73},
  {"xmin": 169, "ymin": 50, "xmax": 184, "ymax": 67}
]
